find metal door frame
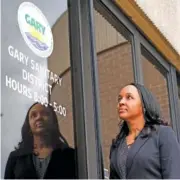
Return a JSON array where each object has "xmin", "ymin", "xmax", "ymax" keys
[{"xmin": 68, "ymin": 0, "xmax": 103, "ymax": 178}]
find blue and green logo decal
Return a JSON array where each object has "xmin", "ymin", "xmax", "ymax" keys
[
  {"xmin": 18, "ymin": 2, "xmax": 53, "ymax": 58},
  {"xmin": 25, "ymin": 14, "xmax": 48, "ymax": 51}
]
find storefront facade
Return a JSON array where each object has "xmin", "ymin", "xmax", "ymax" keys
[{"xmin": 1, "ymin": 0, "xmax": 180, "ymax": 178}]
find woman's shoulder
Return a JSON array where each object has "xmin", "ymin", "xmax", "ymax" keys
[
  {"xmin": 158, "ymin": 125, "xmax": 175, "ymax": 135},
  {"xmin": 8, "ymin": 147, "xmax": 33, "ymax": 157},
  {"xmin": 158, "ymin": 125, "xmax": 178, "ymax": 144},
  {"xmin": 53, "ymin": 147, "xmax": 76, "ymax": 165},
  {"xmin": 54, "ymin": 146, "xmax": 75, "ymax": 156},
  {"xmin": 6, "ymin": 149, "xmax": 22, "ymax": 161},
  {"xmin": 62, "ymin": 146, "xmax": 75, "ymax": 154}
]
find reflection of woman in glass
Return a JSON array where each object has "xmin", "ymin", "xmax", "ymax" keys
[
  {"xmin": 110, "ymin": 83, "xmax": 180, "ymax": 179},
  {"xmin": 4, "ymin": 102, "xmax": 76, "ymax": 179}
]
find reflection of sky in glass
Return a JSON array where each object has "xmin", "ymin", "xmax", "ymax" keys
[{"xmin": 1, "ymin": 0, "xmax": 68, "ymax": 177}]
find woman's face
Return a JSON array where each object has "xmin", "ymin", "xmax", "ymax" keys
[
  {"xmin": 29, "ymin": 103, "xmax": 52, "ymax": 135},
  {"xmin": 117, "ymin": 85, "xmax": 143, "ymax": 121}
]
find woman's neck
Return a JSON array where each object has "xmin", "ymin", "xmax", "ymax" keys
[
  {"xmin": 33, "ymin": 135, "xmax": 49, "ymax": 149},
  {"xmin": 33, "ymin": 136, "xmax": 53, "ymax": 158},
  {"xmin": 126, "ymin": 116, "xmax": 145, "ymax": 136}
]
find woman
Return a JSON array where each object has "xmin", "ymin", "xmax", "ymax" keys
[
  {"xmin": 110, "ymin": 83, "xmax": 180, "ymax": 179},
  {"xmin": 4, "ymin": 102, "xmax": 76, "ymax": 179}
]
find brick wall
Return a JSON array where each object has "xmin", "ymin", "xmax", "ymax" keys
[{"xmin": 141, "ymin": 54, "xmax": 171, "ymax": 124}]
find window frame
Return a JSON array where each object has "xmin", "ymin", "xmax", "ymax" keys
[
  {"xmin": 93, "ymin": 0, "xmax": 180, "ymax": 139},
  {"xmin": 68, "ymin": 0, "xmax": 180, "ymax": 178}
]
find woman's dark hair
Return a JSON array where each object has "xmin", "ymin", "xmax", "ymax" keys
[
  {"xmin": 15, "ymin": 102, "xmax": 69, "ymax": 152},
  {"xmin": 112, "ymin": 83, "xmax": 169, "ymax": 147}
]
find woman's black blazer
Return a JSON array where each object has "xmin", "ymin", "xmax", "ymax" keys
[
  {"xmin": 110, "ymin": 125, "xmax": 180, "ymax": 179},
  {"xmin": 4, "ymin": 147, "xmax": 76, "ymax": 179}
]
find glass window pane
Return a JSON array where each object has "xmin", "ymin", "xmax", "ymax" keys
[
  {"xmin": 141, "ymin": 46, "xmax": 171, "ymax": 125},
  {"xmin": 94, "ymin": 8, "xmax": 135, "ymax": 175},
  {"xmin": 1, "ymin": 1, "xmax": 76, "ymax": 178}
]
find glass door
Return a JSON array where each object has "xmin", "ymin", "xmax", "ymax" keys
[{"xmin": 1, "ymin": 0, "xmax": 77, "ymax": 178}]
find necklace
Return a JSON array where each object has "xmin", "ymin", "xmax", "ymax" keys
[
  {"xmin": 38, "ymin": 158, "xmax": 46, "ymax": 168},
  {"xmin": 33, "ymin": 153, "xmax": 52, "ymax": 178}
]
